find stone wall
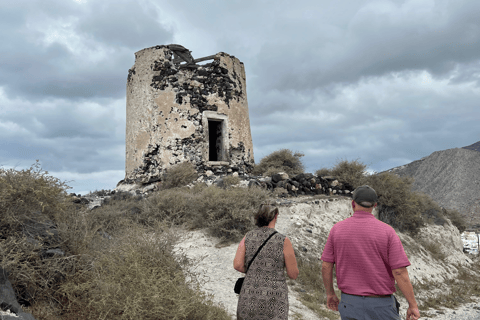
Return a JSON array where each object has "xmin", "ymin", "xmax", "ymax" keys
[{"xmin": 125, "ymin": 45, "xmax": 254, "ymax": 183}]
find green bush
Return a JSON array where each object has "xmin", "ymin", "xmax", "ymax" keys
[
  {"xmin": 161, "ymin": 162, "xmax": 198, "ymax": 189},
  {"xmin": 252, "ymin": 149, "xmax": 305, "ymax": 177}
]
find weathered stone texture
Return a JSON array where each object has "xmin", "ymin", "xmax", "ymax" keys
[{"xmin": 125, "ymin": 45, "xmax": 254, "ymax": 183}]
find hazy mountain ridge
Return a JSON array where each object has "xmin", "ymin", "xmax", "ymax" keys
[{"xmin": 381, "ymin": 143, "xmax": 480, "ymax": 227}]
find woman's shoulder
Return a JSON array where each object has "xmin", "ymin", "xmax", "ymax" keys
[
  {"xmin": 245, "ymin": 227, "xmax": 284, "ymax": 238},
  {"xmin": 275, "ymin": 232, "xmax": 287, "ymax": 243}
]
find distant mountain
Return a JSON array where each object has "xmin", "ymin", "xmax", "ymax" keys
[
  {"xmin": 463, "ymin": 141, "xmax": 480, "ymax": 152},
  {"xmin": 381, "ymin": 142, "xmax": 480, "ymax": 227}
]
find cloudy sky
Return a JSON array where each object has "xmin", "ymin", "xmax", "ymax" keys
[{"xmin": 1, "ymin": 0, "xmax": 479, "ymax": 195}]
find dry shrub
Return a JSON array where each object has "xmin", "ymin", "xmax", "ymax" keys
[
  {"xmin": 141, "ymin": 185, "xmax": 270, "ymax": 243},
  {"xmin": 296, "ymin": 258, "xmax": 325, "ymax": 300},
  {"xmin": 222, "ymin": 175, "xmax": 241, "ymax": 188},
  {"xmin": 60, "ymin": 224, "xmax": 231, "ymax": 320},
  {"xmin": 442, "ymin": 208, "xmax": 467, "ymax": 233},
  {"xmin": 252, "ymin": 149, "xmax": 305, "ymax": 177},
  {"xmin": 162, "ymin": 162, "xmax": 198, "ymax": 189},
  {"xmin": 364, "ymin": 172, "xmax": 425, "ymax": 234},
  {"xmin": 0, "ymin": 160, "xmax": 71, "ymax": 238},
  {"xmin": 273, "ymin": 187, "xmax": 288, "ymax": 197},
  {"xmin": 0, "ymin": 161, "xmax": 78, "ymax": 307},
  {"xmin": 81, "ymin": 193, "xmax": 147, "ymax": 234},
  {"xmin": 0, "ymin": 235, "xmax": 79, "ymax": 307},
  {"xmin": 315, "ymin": 158, "xmax": 367, "ymax": 188},
  {"xmin": 295, "ymin": 257, "xmax": 339, "ymax": 320},
  {"xmin": 0, "ymin": 162, "xmax": 252, "ymax": 319},
  {"xmin": 417, "ymin": 238, "xmax": 447, "ymax": 261},
  {"xmin": 328, "ymin": 158, "xmax": 368, "ymax": 188},
  {"xmin": 315, "ymin": 168, "xmax": 331, "ymax": 177},
  {"xmin": 314, "ymin": 159, "xmax": 465, "ymax": 235},
  {"xmin": 139, "ymin": 187, "xmax": 193, "ymax": 226}
]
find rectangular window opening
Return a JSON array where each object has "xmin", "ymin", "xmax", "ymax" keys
[{"xmin": 208, "ymin": 119, "xmax": 223, "ymax": 161}]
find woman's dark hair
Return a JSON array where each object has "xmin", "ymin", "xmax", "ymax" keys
[{"xmin": 254, "ymin": 204, "xmax": 279, "ymax": 227}]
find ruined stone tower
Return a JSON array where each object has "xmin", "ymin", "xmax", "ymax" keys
[{"xmin": 125, "ymin": 45, "xmax": 254, "ymax": 183}]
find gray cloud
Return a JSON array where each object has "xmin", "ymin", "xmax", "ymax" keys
[
  {"xmin": 0, "ymin": 0, "xmax": 173, "ymax": 102},
  {"xmin": 1, "ymin": 0, "xmax": 479, "ymax": 194},
  {"xmin": 246, "ymin": 0, "xmax": 480, "ymax": 93},
  {"xmin": 76, "ymin": 0, "xmax": 172, "ymax": 49}
]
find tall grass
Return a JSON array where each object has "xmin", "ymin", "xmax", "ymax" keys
[{"xmin": 2, "ymin": 162, "xmax": 266, "ymax": 319}]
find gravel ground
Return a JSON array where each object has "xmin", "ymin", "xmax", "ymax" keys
[{"xmin": 423, "ymin": 297, "xmax": 480, "ymax": 319}]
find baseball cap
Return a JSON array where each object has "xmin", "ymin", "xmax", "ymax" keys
[{"xmin": 352, "ymin": 185, "xmax": 378, "ymax": 206}]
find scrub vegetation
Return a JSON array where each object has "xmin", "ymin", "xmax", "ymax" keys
[
  {"xmin": 397, "ymin": 257, "xmax": 480, "ymax": 314},
  {"xmin": 0, "ymin": 152, "xmax": 473, "ymax": 319},
  {"xmin": 316, "ymin": 158, "xmax": 467, "ymax": 235},
  {"xmin": 252, "ymin": 149, "xmax": 305, "ymax": 177},
  {"xmin": 160, "ymin": 161, "xmax": 198, "ymax": 189},
  {"xmin": 0, "ymin": 162, "xmax": 267, "ymax": 320},
  {"xmin": 293, "ymin": 258, "xmax": 340, "ymax": 320}
]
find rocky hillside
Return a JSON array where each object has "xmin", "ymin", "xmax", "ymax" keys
[
  {"xmin": 382, "ymin": 143, "xmax": 480, "ymax": 228},
  {"xmin": 173, "ymin": 196, "xmax": 479, "ymax": 320}
]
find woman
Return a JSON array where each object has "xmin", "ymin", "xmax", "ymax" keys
[{"xmin": 234, "ymin": 204, "xmax": 299, "ymax": 320}]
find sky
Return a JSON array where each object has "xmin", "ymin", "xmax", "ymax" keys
[{"xmin": 1, "ymin": 0, "xmax": 479, "ymax": 195}]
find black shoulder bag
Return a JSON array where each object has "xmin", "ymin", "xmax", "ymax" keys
[{"xmin": 234, "ymin": 231, "xmax": 278, "ymax": 294}]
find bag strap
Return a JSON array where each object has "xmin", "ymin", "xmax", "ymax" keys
[{"xmin": 245, "ymin": 230, "xmax": 278, "ymax": 273}]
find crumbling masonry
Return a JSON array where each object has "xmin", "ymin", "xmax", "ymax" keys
[{"xmin": 125, "ymin": 45, "xmax": 254, "ymax": 183}]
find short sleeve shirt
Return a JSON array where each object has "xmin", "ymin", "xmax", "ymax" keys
[{"xmin": 321, "ymin": 211, "xmax": 410, "ymax": 296}]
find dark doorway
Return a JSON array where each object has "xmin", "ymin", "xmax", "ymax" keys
[{"xmin": 208, "ymin": 120, "xmax": 223, "ymax": 161}]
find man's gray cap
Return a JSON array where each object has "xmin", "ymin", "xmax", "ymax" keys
[{"xmin": 352, "ymin": 185, "xmax": 378, "ymax": 206}]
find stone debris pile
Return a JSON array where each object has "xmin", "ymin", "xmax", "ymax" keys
[{"xmin": 70, "ymin": 172, "xmax": 355, "ymax": 214}]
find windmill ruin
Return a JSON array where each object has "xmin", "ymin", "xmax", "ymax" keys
[{"xmin": 124, "ymin": 44, "xmax": 254, "ymax": 184}]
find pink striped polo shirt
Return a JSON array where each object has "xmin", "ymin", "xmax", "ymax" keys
[{"xmin": 321, "ymin": 211, "xmax": 410, "ymax": 296}]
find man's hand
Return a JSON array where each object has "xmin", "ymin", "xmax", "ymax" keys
[
  {"xmin": 406, "ymin": 306, "xmax": 420, "ymax": 320},
  {"xmin": 326, "ymin": 293, "xmax": 339, "ymax": 311},
  {"xmin": 322, "ymin": 261, "xmax": 339, "ymax": 311}
]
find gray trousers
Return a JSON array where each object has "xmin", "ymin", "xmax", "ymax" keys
[{"xmin": 339, "ymin": 293, "xmax": 401, "ymax": 320}]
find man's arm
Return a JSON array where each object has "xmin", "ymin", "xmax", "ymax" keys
[
  {"xmin": 392, "ymin": 267, "xmax": 420, "ymax": 320},
  {"xmin": 321, "ymin": 261, "xmax": 339, "ymax": 311}
]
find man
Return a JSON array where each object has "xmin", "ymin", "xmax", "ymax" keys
[{"xmin": 321, "ymin": 185, "xmax": 420, "ymax": 320}]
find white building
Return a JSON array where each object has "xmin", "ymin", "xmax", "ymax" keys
[{"xmin": 461, "ymin": 231, "xmax": 479, "ymax": 255}]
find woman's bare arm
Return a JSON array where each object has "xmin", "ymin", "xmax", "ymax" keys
[
  {"xmin": 284, "ymin": 237, "xmax": 299, "ymax": 279},
  {"xmin": 233, "ymin": 236, "xmax": 247, "ymax": 273}
]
